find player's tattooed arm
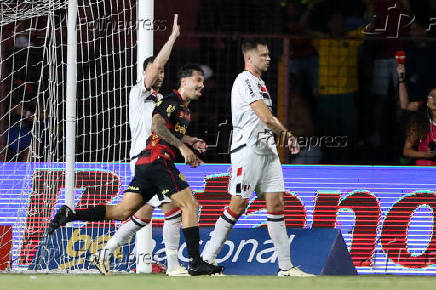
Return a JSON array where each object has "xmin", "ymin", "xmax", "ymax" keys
[
  {"xmin": 152, "ymin": 114, "xmax": 184, "ymax": 148},
  {"xmin": 152, "ymin": 114, "xmax": 203, "ymax": 166}
]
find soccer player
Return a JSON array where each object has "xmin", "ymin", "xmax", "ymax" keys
[
  {"xmin": 90, "ymin": 14, "xmax": 202, "ymax": 276},
  {"xmin": 48, "ymin": 63, "xmax": 222, "ymax": 276},
  {"xmin": 202, "ymin": 38, "xmax": 313, "ymax": 277}
]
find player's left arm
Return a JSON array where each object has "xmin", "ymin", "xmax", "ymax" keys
[
  {"xmin": 250, "ymin": 100, "xmax": 300, "ymax": 154},
  {"xmin": 152, "ymin": 113, "xmax": 203, "ymax": 167}
]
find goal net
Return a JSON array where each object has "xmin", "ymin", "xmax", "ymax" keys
[{"xmin": 0, "ymin": 0, "xmax": 139, "ymax": 271}]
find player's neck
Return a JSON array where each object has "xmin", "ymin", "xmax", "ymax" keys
[
  {"xmin": 245, "ymin": 66, "xmax": 262, "ymax": 79},
  {"xmin": 176, "ymin": 88, "xmax": 191, "ymax": 106}
]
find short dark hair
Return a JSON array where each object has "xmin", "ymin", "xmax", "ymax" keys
[
  {"xmin": 241, "ymin": 38, "xmax": 267, "ymax": 54},
  {"xmin": 176, "ymin": 64, "xmax": 204, "ymax": 88},
  {"xmin": 143, "ymin": 56, "xmax": 156, "ymax": 71}
]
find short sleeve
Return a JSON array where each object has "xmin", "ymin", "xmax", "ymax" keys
[
  {"xmin": 241, "ymin": 77, "xmax": 264, "ymax": 104},
  {"xmin": 152, "ymin": 98, "xmax": 180, "ymax": 122}
]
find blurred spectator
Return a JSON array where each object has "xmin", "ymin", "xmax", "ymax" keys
[
  {"xmin": 7, "ymin": 80, "xmax": 36, "ymax": 162},
  {"xmin": 366, "ymin": 0, "xmax": 410, "ymax": 154},
  {"xmin": 288, "ymin": 93, "xmax": 322, "ymax": 164},
  {"xmin": 404, "ymin": 21, "xmax": 436, "ymax": 100},
  {"xmin": 402, "ymin": 88, "xmax": 436, "ymax": 166},
  {"xmin": 310, "ymin": 9, "xmax": 363, "ymax": 163},
  {"xmin": 284, "ymin": 0, "xmax": 319, "ymax": 104},
  {"xmin": 396, "ymin": 64, "xmax": 436, "ymax": 165}
]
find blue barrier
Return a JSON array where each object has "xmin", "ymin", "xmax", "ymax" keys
[{"xmin": 31, "ymin": 227, "xmax": 356, "ymax": 275}]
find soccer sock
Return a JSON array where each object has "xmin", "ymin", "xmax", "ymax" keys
[
  {"xmin": 202, "ymin": 208, "xmax": 240, "ymax": 263},
  {"xmin": 267, "ymin": 211, "xmax": 292, "ymax": 270},
  {"xmin": 73, "ymin": 205, "xmax": 106, "ymax": 222},
  {"xmin": 182, "ymin": 226, "xmax": 201, "ymax": 265},
  {"xmin": 100, "ymin": 215, "xmax": 149, "ymax": 260},
  {"xmin": 163, "ymin": 207, "xmax": 182, "ymax": 272}
]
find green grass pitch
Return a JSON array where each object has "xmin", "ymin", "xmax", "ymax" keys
[{"xmin": 2, "ymin": 274, "xmax": 436, "ymax": 290}]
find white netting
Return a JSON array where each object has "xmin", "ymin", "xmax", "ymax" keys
[{"xmin": 0, "ymin": 0, "xmax": 136, "ymax": 271}]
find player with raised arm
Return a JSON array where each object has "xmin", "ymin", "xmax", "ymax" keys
[
  {"xmin": 202, "ymin": 38, "xmax": 313, "ymax": 277},
  {"xmin": 89, "ymin": 14, "xmax": 203, "ymax": 276},
  {"xmin": 48, "ymin": 62, "xmax": 222, "ymax": 276}
]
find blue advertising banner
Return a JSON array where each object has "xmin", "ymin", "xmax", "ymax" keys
[
  {"xmin": 1, "ymin": 162, "xmax": 436, "ymax": 274},
  {"xmin": 31, "ymin": 227, "xmax": 356, "ymax": 275}
]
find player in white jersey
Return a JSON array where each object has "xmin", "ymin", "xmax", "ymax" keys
[
  {"xmin": 89, "ymin": 15, "xmax": 205, "ymax": 276},
  {"xmin": 202, "ymin": 38, "xmax": 313, "ymax": 277}
]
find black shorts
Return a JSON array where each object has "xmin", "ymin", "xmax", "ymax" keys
[{"xmin": 126, "ymin": 158, "xmax": 189, "ymax": 203}]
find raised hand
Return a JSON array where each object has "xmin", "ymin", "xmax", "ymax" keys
[{"xmin": 171, "ymin": 14, "xmax": 180, "ymax": 39}]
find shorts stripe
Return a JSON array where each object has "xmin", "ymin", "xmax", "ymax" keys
[
  {"xmin": 165, "ymin": 212, "xmax": 182, "ymax": 221},
  {"xmin": 164, "ymin": 207, "xmax": 181, "ymax": 217},
  {"xmin": 164, "ymin": 159, "xmax": 179, "ymax": 192}
]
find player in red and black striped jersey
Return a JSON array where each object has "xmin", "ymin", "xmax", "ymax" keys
[
  {"xmin": 135, "ymin": 89, "xmax": 192, "ymax": 165},
  {"xmin": 48, "ymin": 64, "xmax": 222, "ymax": 276},
  {"xmin": 131, "ymin": 64, "xmax": 223, "ymax": 275}
]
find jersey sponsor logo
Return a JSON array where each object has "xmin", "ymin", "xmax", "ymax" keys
[
  {"xmin": 175, "ymin": 122, "xmax": 187, "ymax": 135},
  {"xmin": 161, "ymin": 189, "xmax": 169, "ymax": 195},
  {"xmin": 166, "ymin": 104, "xmax": 176, "ymax": 117},
  {"xmin": 128, "ymin": 185, "xmax": 140, "ymax": 191},
  {"xmin": 245, "ymin": 79, "xmax": 256, "ymax": 98}
]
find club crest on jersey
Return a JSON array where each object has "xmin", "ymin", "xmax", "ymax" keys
[
  {"xmin": 178, "ymin": 111, "xmax": 190, "ymax": 121},
  {"xmin": 259, "ymin": 84, "xmax": 271, "ymax": 100}
]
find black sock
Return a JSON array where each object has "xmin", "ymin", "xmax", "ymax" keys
[
  {"xmin": 182, "ymin": 226, "xmax": 201, "ymax": 264},
  {"xmin": 72, "ymin": 205, "xmax": 106, "ymax": 222}
]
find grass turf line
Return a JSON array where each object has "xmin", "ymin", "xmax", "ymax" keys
[{"xmin": 2, "ymin": 274, "xmax": 436, "ymax": 290}]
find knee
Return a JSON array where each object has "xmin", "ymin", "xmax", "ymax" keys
[
  {"xmin": 230, "ymin": 199, "xmax": 248, "ymax": 216},
  {"xmin": 180, "ymin": 198, "xmax": 199, "ymax": 213},
  {"xmin": 118, "ymin": 208, "xmax": 135, "ymax": 221}
]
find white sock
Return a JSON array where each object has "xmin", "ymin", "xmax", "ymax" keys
[
  {"xmin": 163, "ymin": 207, "xmax": 182, "ymax": 272},
  {"xmin": 202, "ymin": 208, "xmax": 239, "ymax": 263},
  {"xmin": 100, "ymin": 215, "xmax": 149, "ymax": 260},
  {"xmin": 267, "ymin": 211, "xmax": 292, "ymax": 270}
]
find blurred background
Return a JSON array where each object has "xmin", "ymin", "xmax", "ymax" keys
[{"xmin": 1, "ymin": 0, "xmax": 436, "ymax": 165}]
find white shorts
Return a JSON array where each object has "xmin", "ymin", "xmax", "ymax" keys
[
  {"xmin": 130, "ymin": 158, "xmax": 172, "ymax": 208},
  {"xmin": 228, "ymin": 146, "xmax": 285, "ymax": 199}
]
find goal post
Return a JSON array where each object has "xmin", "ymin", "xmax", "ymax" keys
[
  {"xmin": 0, "ymin": 0, "xmax": 157, "ymax": 272},
  {"xmin": 134, "ymin": 0, "xmax": 153, "ymax": 274},
  {"xmin": 65, "ymin": 0, "xmax": 78, "ymax": 212}
]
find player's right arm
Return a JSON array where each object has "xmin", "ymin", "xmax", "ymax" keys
[
  {"xmin": 397, "ymin": 64, "xmax": 420, "ymax": 112},
  {"xmin": 152, "ymin": 114, "xmax": 202, "ymax": 167},
  {"xmin": 250, "ymin": 100, "xmax": 299, "ymax": 154},
  {"xmin": 144, "ymin": 14, "xmax": 180, "ymax": 89}
]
